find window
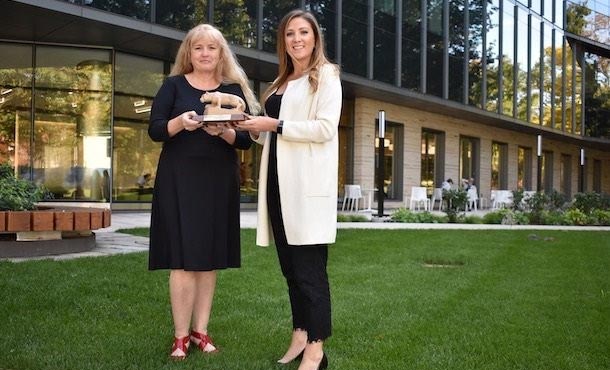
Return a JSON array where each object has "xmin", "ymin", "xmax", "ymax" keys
[
  {"xmin": 491, "ymin": 141, "xmax": 508, "ymax": 189},
  {"xmin": 374, "ymin": 0, "xmax": 396, "ymax": 84},
  {"xmin": 560, "ymin": 154, "xmax": 572, "ymax": 197},
  {"xmin": 485, "ymin": 0, "xmax": 500, "ymax": 112},
  {"xmin": 459, "ymin": 136, "xmax": 480, "ymax": 189},
  {"xmin": 262, "ymin": 1, "xmax": 295, "ymax": 52},
  {"xmin": 375, "ymin": 121, "xmax": 403, "ymax": 200},
  {"xmin": 501, "ymin": 3, "xmax": 515, "ymax": 116},
  {"xmin": 0, "ymin": 43, "xmax": 32, "ymax": 173},
  {"xmin": 541, "ymin": 150, "xmax": 553, "ymax": 192},
  {"xmin": 156, "ymin": 1, "xmax": 206, "ymax": 31},
  {"xmin": 593, "ymin": 159, "xmax": 601, "ymax": 193},
  {"xmin": 427, "ymin": 0, "xmax": 444, "ymax": 97},
  {"xmin": 468, "ymin": 0, "xmax": 484, "ymax": 108},
  {"xmin": 34, "ymin": 46, "xmax": 112, "ymax": 201},
  {"xmin": 113, "ymin": 53, "xmax": 164, "ymax": 202},
  {"xmin": 517, "ymin": 146, "xmax": 532, "ymax": 190},
  {"xmin": 215, "ymin": 1, "xmax": 257, "ymax": 48},
  {"xmin": 421, "ymin": 129, "xmax": 446, "ymax": 192},
  {"xmin": 306, "ymin": 0, "xmax": 338, "ymax": 61},
  {"xmin": 343, "ymin": 0, "xmax": 368, "ymax": 77},
  {"xmin": 402, "ymin": 0, "xmax": 422, "ymax": 90}
]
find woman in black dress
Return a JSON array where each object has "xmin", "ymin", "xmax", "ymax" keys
[{"xmin": 147, "ymin": 24, "xmax": 260, "ymax": 360}]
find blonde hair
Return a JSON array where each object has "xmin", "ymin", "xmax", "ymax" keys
[
  {"xmin": 262, "ymin": 10, "xmax": 337, "ymax": 103},
  {"xmin": 171, "ymin": 24, "xmax": 261, "ymax": 114}
]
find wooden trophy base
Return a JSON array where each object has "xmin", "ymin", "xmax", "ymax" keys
[{"xmin": 193, "ymin": 107, "xmax": 248, "ymax": 123}]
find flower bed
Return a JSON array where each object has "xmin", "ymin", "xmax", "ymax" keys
[{"xmin": 0, "ymin": 207, "xmax": 111, "ymax": 240}]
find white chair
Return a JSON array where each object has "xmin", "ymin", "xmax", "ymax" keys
[
  {"xmin": 492, "ymin": 190, "xmax": 513, "ymax": 209},
  {"xmin": 342, "ymin": 184, "xmax": 363, "ymax": 212},
  {"xmin": 430, "ymin": 188, "xmax": 444, "ymax": 211},
  {"xmin": 467, "ymin": 186, "xmax": 478, "ymax": 211},
  {"xmin": 409, "ymin": 186, "xmax": 430, "ymax": 211}
]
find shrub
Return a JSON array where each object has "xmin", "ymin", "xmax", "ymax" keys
[
  {"xmin": 572, "ymin": 192, "xmax": 610, "ymax": 214},
  {"xmin": 589, "ymin": 209, "xmax": 610, "ymax": 226},
  {"xmin": 0, "ymin": 163, "xmax": 52, "ymax": 211},
  {"xmin": 443, "ymin": 189, "xmax": 468, "ymax": 223},
  {"xmin": 337, "ymin": 214, "xmax": 369, "ymax": 222},
  {"xmin": 390, "ymin": 208, "xmax": 446, "ymax": 223},
  {"xmin": 483, "ymin": 210, "xmax": 508, "ymax": 224},
  {"xmin": 536, "ymin": 210, "xmax": 564, "ymax": 225},
  {"xmin": 562, "ymin": 209, "xmax": 588, "ymax": 226},
  {"xmin": 462, "ymin": 215, "xmax": 484, "ymax": 224}
]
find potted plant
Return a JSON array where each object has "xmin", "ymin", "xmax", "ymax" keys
[
  {"xmin": 443, "ymin": 188, "xmax": 468, "ymax": 223},
  {"xmin": 0, "ymin": 163, "xmax": 53, "ymax": 232}
]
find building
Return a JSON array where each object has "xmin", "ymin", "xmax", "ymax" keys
[{"xmin": 0, "ymin": 0, "xmax": 608, "ymax": 211}]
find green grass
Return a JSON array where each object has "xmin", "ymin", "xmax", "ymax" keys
[{"xmin": 1, "ymin": 229, "xmax": 609, "ymax": 370}]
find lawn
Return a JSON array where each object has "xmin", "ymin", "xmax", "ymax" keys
[{"xmin": 1, "ymin": 229, "xmax": 609, "ymax": 370}]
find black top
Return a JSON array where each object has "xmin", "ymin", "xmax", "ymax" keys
[{"xmin": 148, "ymin": 75, "xmax": 252, "ymax": 271}]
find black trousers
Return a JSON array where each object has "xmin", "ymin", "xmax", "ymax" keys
[{"xmin": 267, "ymin": 133, "xmax": 332, "ymax": 342}]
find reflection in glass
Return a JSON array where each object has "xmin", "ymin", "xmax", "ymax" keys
[
  {"xmin": 491, "ymin": 141, "xmax": 507, "ymax": 189},
  {"xmin": 342, "ymin": 0, "xmax": 368, "ymax": 77},
  {"xmin": 517, "ymin": 146, "xmax": 532, "ymax": 190},
  {"xmin": 156, "ymin": 0, "xmax": 207, "ymax": 31},
  {"xmin": 306, "ymin": 0, "xmax": 338, "ymax": 61},
  {"xmin": 374, "ymin": 0, "xmax": 396, "ymax": 84},
  {"xmin": 553, "ymin": 29, "xmax": 564, "ymax": 130},
  {"xmin": 262, "ymin": 1, "xmax": 295, "ymax": 53},
  {"xmin": 531, "ymin": 0, "xmax": 541, "ymax": 15},
  {"xmin": 541, "ymin": 23, "xmax": 553, "ymax": 127},
  {"xmin": 583, "ymin": 52, "xmax": 610, "ymax": 139},
  {"xmin": 565, "ymin": 41, "xmax": 575, "ymax": 133},
  {"xmin": 459, "ymin": 136, "xmax": 479, "ymax": 186},
  {"xmin": 375, "ymin": 124, "xmax": 397, "ymax": 199},
  {"xmin": 515, "ymin": 6, "xmax": 529, "ymax": 121},
  {"xmin": 543, "ymin": 0, "xmax": 555, "ymax": 22},
  {"xmin": 448, "ymin": 0, "xmax": 465, "ymax": 103},
  {"xmin": 0, "ymin": 43, "xmax": 32, "ymax": 175},
  {"xmin": 420, "ymin": 130, "xmax": 434, "ymax": 193},
  {"xmin": 85, "ymin": 0, "xmax": 150, "ymax": 21},
  {"xmin": 485, "ymin": 0, "xmax": 500, "ymax": 112},
  {"xmin": 215, "ymin": 1, "xmax": 257, "ymax": 48},
  {"xmin": 501, "ymin": 3, "xmax": 515, "ymax": 116},
  {"xmin": 468, "ymin": 0, "xmax": 484, "ymax": 107},
  {"xmin": 529, "ymin": 17, "xmax": 542, "ymax": 125},
  {"xmin": 574, "ymin": 52, "xmax": 582, "ymax": 135},
  {"xmin": 113, "ymin": 53, "xmax": 164, "ymax": 202},
  {"xmin": 427, "ymin": 0, "xmax": 444, "ymax": 97},
  {"xmin": 402, "ymin": 0, "xmax": 422, "ymax": 90},
  {"xmin": 34, "ymin": 46, "xmax": 112, "ymax": 201}
]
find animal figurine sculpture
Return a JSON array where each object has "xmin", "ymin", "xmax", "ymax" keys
[{"xmin": 200, "ymin": 91, "xmax": 246, "ymax": 113}]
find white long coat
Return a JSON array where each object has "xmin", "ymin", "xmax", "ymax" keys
[{"xmin": 254, "ymin": 64, "xmax": 342, "ymax": 246}]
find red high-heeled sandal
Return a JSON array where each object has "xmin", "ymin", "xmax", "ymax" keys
[
  {"xmin": 190, "ymin": 330, "xmax": 219, "ymax": 353},
  {"xmin": 170, "ymin": 335, "xmax": 190, "ymax": 360}
]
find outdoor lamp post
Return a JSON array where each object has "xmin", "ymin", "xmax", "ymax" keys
[
  {"xmin": 377, "ymin": 110, "xmax": 386, "ymax": 217},
  {"xmin": 578, "ymin": 148, "xmax": 585, "ymax": 193},
  {"xmin": 536, "ymin": 135, "xmax": 542, "ymax": 192}
]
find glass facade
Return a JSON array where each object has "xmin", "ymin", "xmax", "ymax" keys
[
  {"xmin": 48, "ymin": 1, "xmax": 608, "ymax": 140},
  {"xmin": 1, "ymin": 0, "xmax": 609, "ymax": 208}
]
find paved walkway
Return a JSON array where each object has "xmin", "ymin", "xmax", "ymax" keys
[{"xmin": 4, "ymin": 210, "xmax": 609, "ymax": 262}]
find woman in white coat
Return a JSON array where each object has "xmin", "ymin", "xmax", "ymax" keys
[{"xmin": 238, "ymin": 9, "xmax": 341, "ymax": 370}]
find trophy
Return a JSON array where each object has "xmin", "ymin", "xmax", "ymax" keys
[{"xmin": 193, "ymin": 91, "xmax": 248, "ymax": 123}]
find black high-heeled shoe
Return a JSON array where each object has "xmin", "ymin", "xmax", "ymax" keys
[{"xmin": 317, "ymin": 353, "xmax": 328, "ymax": 370}]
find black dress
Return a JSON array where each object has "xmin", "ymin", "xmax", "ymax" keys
[{"xmin": 147, "ymin": 75, "xmax": 252, "ymax": 271}]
